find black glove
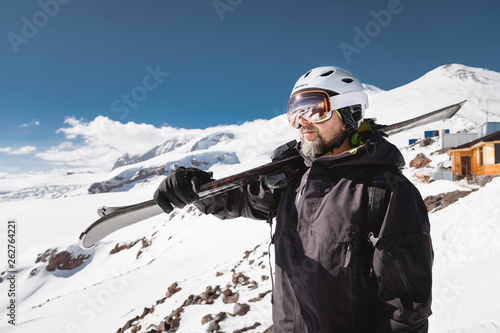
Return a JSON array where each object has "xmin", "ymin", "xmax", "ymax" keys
[
  {"xmin": 264, "ymin": 140, "xmax": 303, "ymax": 189},
  {"xmin": 154, "ymin": 167, "xmax": 213, "ymax": 214}
]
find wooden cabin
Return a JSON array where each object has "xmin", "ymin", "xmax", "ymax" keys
[{"xmin": 448, "ymin": 130, "xmax": 500, "ymax": 182}]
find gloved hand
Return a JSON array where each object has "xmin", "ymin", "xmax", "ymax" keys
[{"xmin": 154, "ymin": 167, "xmax": 213, "ymax": 214}]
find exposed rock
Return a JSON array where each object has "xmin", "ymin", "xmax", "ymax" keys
[
  {"xmin": 89, "ymin": 166, "xmax": 169, "ymax": 194},
  {"xmin": 156, "ymin": 321, "xmax": 168, "ymax": 332},
  {"xmin": 202, "ymin": 285, "xmax": 221, "ymax": 304},
  {"xmin": 112, "ymin": 137, "xmax": 193, "ymax": 170},
  {"xmin": 206, "ymin": 320, "xmax": 220, "ymax": 332},
  {"xmin": 136, "ymin": 237, "xmax": 152, "ymax": 259},
  {"xmin": 36, "ymin": 248, "xmax": 58, "ymax": 263},
  {"xmin": 183, "ymin": 294, "xmax": 203, "ymax": 306},
  {"xmin": 419, "ymin": 137, "xmax": 435, "ymax": 147},
  {"xmin": 168, "ymin": 211, "xmax": 178, "ymax": 222},
  {"xmin": 222, "ymin": 288, "xmax": 233, "ymax": 297},
  {"xmin": 163, "ymin": 306, "xmax": 183, "ymax": 332},
  {"xmin": 233, "ymin": 303, "xmax": 250, "ymax": 316},
  {"xmin": 201, "ymin": 314, "xmax": 213, "ymax": 325},
  {"xmin": 249, "ymin": 290, "xmax": 272, "ymax": 303},
  {"xmin": 93, "ymin": 150, "xmax": 239, "ymax": 194},
  {"xmin": 414, "ymin": 171, "xmax": 433, "ymax": 184},
  {"xmin": 115, "ymin": 305, "xmax": 156, "ymax": 332},
  {"xmin": 165, "ymin": 282, "xmax": 181, "ymax": 298},
  {"xmin": 29, "ymin": 268, "xmax": 38, "ymax": 278},
  {"xmin": 110, "ymin": 240, "xmax": 140, "ymax": 254},
  {"xmin": 424, "ymin": 190, "xmax": 476, "ymax": 212},
  {"xmin": 248, "ymin": 280, "xmax": 259, "ymax": 290},
  {"xmin": 410, "ymin": 153, "xmax": 432, "ymax": 168},
  {"xmin": 432, "ymin": 147, "xmax": 450, "ymax": 155},
  {"xmin": 45, "ymin": 251, "xmax": 91, "ymax": 272},
  {"xmin": 191, "ymin": 158, "xmax": 211, "ymax": 167},
  {"xmin": 190, "ymin": 132, "xmax": 235, "ymax": 152},
  {"xmin": 223, "ymin": 291, "xmax": 239, "ymax": 304},
  {"xmin": 243, "ymin": 246, "xmax": 259, "ymax": 259},
  {"xmin": 113, "ymin": 153, "xmax": 134, "ymax": 170},
  {"xmin": 232, "ymin": 272, "xmax": 250, "ymax": 286},
  {"xmin": 206, "ymin": 312, "xmax": 227, "ymax": 332},
  {"xmin": 477, "ymin": 175, "xmax": 500, "ymax": 187},
  {"xmin": 234, "ymin": 322, "xmax": 261, "ymax": 333},
  {"xmin": 117, "ymin": 315, "xmax": 140, "ymax": 333},
  {"xmin": 258, "ymin": 251, "xmax": 269, "ymax": 259},
  {"xmin": 440, "ymin": 64, "xmax": 489, "ymax": 84}
]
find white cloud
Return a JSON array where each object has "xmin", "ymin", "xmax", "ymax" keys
[
  {"xmin": 0, "ymin": 146, "xmax": 37, "ymax": 155},
  {"xmin": 21, "ymin": 120, "xmax": 41, "ymax": 127},
  {"xmin": 35, "ymin": 116, "xmax": 198, "ymax": 171}
]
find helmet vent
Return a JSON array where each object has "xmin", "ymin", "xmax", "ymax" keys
[
  {"xmin": 320, "ymin": 70, "xmax": 335, "ymax": 77},
  {"xmin": 304, "ymin": 70, "xmax": 312, "ymax": 78},
  {"xmin": 342, "ymin": 78, "xmax": 354, "ymax": 83}
]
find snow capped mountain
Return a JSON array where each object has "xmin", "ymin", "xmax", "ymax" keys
[
  {"xmin": 362, "ymin": 83, "xmax": 385, "ymax": 93},
  {"xmin": 367, "ymin": 64, "xmax": 500, "ymax": 124},
  {"xmin": 111, "ymin": 132, "xmax": 236, "ymax": 171},
  {"xmin": 1, "ymin": 64, "xmax": 500, "ymax": 333},
  {"xmin": 428, "ymin": 64, "xmax": 493, "ymax": 84},
  {"xmin": 111, "ymin": 135, "xmax": 194, "ymax": 170},
  {"xmin": 3, "ymin": 63, "xmax": 498, "ymax": 200}
]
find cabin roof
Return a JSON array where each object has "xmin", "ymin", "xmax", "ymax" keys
[{"xmin": 450, "ymin": 130, "xmax": 500, "ymax": 150}]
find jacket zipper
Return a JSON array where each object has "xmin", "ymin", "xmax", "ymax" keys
[
  {"xmin": 345, "ymin": 242, "xmax": 356, "ymax": 333},
  {"xmin": 266, "ymin": 208, "xmax": 278, "ymax": 305},
  {"xmin": 387, "ymin": 251, "xmax": 416, "ymax": 301}
]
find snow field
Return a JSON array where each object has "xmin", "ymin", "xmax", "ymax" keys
[{"xmin": 1, "ymin": 64, "xmax": 500, "ymax": 332}]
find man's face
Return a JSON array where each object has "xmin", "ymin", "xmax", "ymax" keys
[{"xmin": 299, "ymin": 112, "xmax": 345, "ymax": 159}]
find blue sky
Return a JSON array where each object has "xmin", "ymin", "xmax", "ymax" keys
[{"xmin": 1, "ymin": 0, "xmax": 500, "ymax": 173}]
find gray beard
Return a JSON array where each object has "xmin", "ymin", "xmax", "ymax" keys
[{"xmin": 300, "ymin": 135, "xmax": 325, "ymax": 160}]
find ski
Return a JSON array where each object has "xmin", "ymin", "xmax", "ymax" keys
[
  {"xmin": 79, "ymin": 100, "xmax": 466, "ymax": 250},
  {"xmin": 373, "ymin": 100, "xmax": 466, "ymax": 135},
  {"xmin": 79, "ymin": 145, "xmax": 304, "ymax": 250}
]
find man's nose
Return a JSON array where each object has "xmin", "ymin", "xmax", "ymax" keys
[{"xmin": 299, "ymin": 116, "xmax": 312, "ymax": 127}]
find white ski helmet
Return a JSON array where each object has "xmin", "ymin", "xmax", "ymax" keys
[{"xmin": 289, "ymin": 66, "xmax": 369, "ymax": 129}]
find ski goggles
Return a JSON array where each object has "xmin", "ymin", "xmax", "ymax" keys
[{"xmin": 287, "ymin": 90, "xmax": 369, "ymax": 128}]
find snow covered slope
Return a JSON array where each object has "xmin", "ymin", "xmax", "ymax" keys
[
  {"xmin": 1, "ymin": 64, "xmax": 500, "ymax": 332},
  {"xmin": 367, "ymin": 64, "xmax": 500, "ymax": 124}
]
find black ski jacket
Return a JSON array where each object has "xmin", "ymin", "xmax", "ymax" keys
[{"xmin": 195, "ymin": 130, "xmax": 433, "ymax": 333}]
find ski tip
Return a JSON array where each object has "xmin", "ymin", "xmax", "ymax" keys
[
  {"xmin": 79, "ymin": 232, "xmax": 95, "ymax": 250},
  {"xmin": 97, "ymin": 206, "xmax": 106, "ymax": 217},
  {"xmin": 448, "ymin": 100, "xmax": 467, "ymax": 118}
]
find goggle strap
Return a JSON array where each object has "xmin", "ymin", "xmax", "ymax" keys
[{"xmin": 330, "ymin": 91, "xmax": 369, "ymax": 110}]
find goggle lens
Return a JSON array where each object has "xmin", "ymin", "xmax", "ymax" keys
[{"xmin": 287, "ymin": 91, "xmax": 333, "ymax": 128}]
